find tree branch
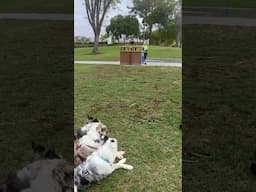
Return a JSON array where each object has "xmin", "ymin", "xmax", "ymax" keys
[{"xmin": 99, "ymin": 0, "xmax": 113, "ymax": 28}]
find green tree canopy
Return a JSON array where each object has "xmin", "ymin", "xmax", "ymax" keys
[
  {"xmin": 106, "ymin": 15, "xmax": 140, "ymax": 40},
  {"xmin": 129, "ymin": 0, "xmax": 177, "ymax": 42}
]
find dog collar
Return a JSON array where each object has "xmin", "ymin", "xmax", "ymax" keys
[{"xmin": 98, "ymin": 155, "xmax": 111, "ymax": 165}]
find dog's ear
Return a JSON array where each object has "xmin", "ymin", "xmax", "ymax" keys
[
  {"xmin": 103, "ymin": 135, "xmax": 109, "ymax": 143},
  {"xmin": 92, "ymin": 117, "xmax": 99, "ymax": 122},
  {"xmin": 45, "ymin": 148, "xmax": 61, "ymax": 159},
  {"xmin": 76, "ymin": 128, "xmax": 87, "ymax": 139},
  {"xmin": 101, "ymin": 126, "xmax": 107, "ymax": 133},
  {"xmin": 87, "ymin": 115, "xmax": 99, "ymax": 123},
  {"xmin": 87, "ymin": 115, "xmax": 94, "ymax": 122},
  {"xmin": 31, "ymin": 141, "xmax": 45, "ymax": 153}
]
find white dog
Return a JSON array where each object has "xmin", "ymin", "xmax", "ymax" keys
[
  {"xmin": 74, "ymin": 138, "xmax": 133, "ymax": 192},
  {"xmin": 74, "ymin": 121, "xmax": 108, "ymax": 166}
]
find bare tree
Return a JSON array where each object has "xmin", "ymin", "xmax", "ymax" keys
[{"xmin": 84, "ymin": 0, "xmax": 117, "ymax": 54}]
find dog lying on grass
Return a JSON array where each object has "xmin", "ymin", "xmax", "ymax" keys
[
  {"xmin": 74, "ymin": 138, "xmax": 133, "ymax": 192},
  {"xmin": 74, "ymin": 116, "xmax": 108, "ymax": 166},
  {"xmin": 0, "ymin": 143, "xmax": 73, "ymax": 192}
]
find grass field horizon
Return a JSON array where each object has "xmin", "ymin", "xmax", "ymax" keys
[
  {"xmin": 75, "ymin": 64, "xmax": 182, "ymax": 192},
  {"xmin": 75, "ymin": 45, "xmax": 182, "ymax": 61}
]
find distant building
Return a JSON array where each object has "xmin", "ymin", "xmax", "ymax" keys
[
  {"xmin": 107, "ymin": 36, "xmax": 113, "ymax": 45},
  {"xmin": 74, "ymin": 36, "xmax": 93, "ymax": 44},
  {"xmin": 74, "ymin": 36, "xmax": 81, "ymax": 44}
]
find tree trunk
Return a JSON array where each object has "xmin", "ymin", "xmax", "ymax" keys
[
  {"xmin": 176, "ymin": 30, "xmax": 181, "ymax": 48},
  {"xmin": 148, "ymin": 24, "xmax": 153, "ymax": 44},
  {"xmin": 92, "ymin": 32, "xmax": 100, "ymax": 54},
  {"xmin": 175, "ymin": 14, "xmax": 182, "ymax": 47}
]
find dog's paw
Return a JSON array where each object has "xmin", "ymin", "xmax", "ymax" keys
[
  {"xmin": 123, "ymin": 164, "xmax": 134, "ymax": 170},
  {"xmin": 118, "ymin": 158, "xmax": 127, "ymax": 164},
  {"xmin": 117, "ymin": 151, "xmax": 125, "ymax": 159}
]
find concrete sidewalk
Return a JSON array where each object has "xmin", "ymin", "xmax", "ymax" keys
[{"xmin": 74, "ymin": 60, "xmax": 182, "ymax": 67}]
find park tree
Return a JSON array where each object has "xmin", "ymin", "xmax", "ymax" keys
[
  {"xmin": 84, "ymin": 0, "xmax": 119, "ymax": 54},
  {"xmin": 106, "ymin": 15, "xmax": 140, "ymax": 43},
  {"xmin": 153, "ymin": 0, "xmax": 182, "ymax": 47},
  {"xmin": 129, "ymin": 0, "xmax": 179, "ymax": 44},
  {"xmin": 106, "ymin": 15, "xmax": 123, "ymax": 41},
  {"xmin": 151, "ymin": 23, "xmax": 176, "ymax": 46}
]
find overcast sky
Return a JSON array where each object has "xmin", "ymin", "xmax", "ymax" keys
[{"xmin": 74, "ymin": 0, "xmax": 133, "ymax": 38}]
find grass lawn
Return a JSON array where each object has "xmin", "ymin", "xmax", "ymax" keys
[
  {"xmin": 183, "ymin": 25, "xmax": 256, "ymax": 191},
  {"xmin": 75, "ymin": 45, "xmax": 182, "ymax": 61},
  {"xmin": 184, "ymin": 0, "xmax": 256, "ymax": 8},
  {"xmin": 75, "ymin": 65, "xmax": 182, "ymax": 192}
]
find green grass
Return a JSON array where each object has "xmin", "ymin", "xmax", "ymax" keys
[
  {"xmin": 183, "ymin": 25, "xmax": 256, "ymax": 191},
  {"xmin": 75, "ymin": 65, "xmax": 182, "ymax": 192},
  {"xmin": 75, "ymin": 45, "xmax": 182, "ymax": 61},
  {"xmin": 0, "ymin": 0, "xmax": 72, "ymax": 13},
  {"xmin": 184, "ymin": 0, "xmax": 256, "ymax": 8}
]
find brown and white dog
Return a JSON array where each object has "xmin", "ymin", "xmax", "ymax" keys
[{"xmin": 74, "ymin": 116, "xmax": 108, "ymax": 166}]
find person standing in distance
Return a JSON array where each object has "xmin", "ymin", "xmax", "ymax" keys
[{"xmin": 143, "ymin": 41, "xmax": 149, "ymax": 64}]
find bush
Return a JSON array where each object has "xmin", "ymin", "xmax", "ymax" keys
[{"xmin": 151, "ymin": 29, "xmax": 175, "ymax": 46}]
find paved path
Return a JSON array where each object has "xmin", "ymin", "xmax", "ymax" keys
[
  {"xmin": 0, "ymin": 13, "xmax": 72, "ymax": 21},
  {"xmin": 74, "ymin": 60, "xmax": 182, "ymax": 67}
]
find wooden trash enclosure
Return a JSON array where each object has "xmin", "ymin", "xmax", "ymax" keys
[{"xmin": 120, "ymin": 46, "xmax": 143, "ymax": 65}]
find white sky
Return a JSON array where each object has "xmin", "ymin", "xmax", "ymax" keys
[{"xmin": 74, "ymin": 0, "xmax": 134, "ymax": 38}]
